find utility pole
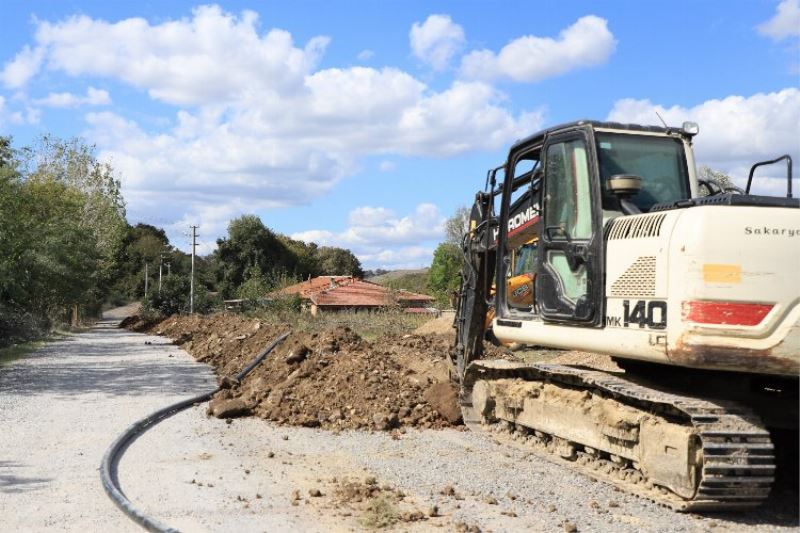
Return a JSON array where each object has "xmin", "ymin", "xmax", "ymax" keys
[
  {"xmin": 158, "ymin": 254, "xmax": 163, "ymax": 295},
  {"xmin": 190, "ymin": 225, "xmax": 198, "ymax": 314},
  {"xmin": 144, "ymin": 262, "xmax": 149, "ymax": 299}
]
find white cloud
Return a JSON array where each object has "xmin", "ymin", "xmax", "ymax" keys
[
  {"xmin": 4, "ymin": 6, "xmax": 544, "ymax": 256},
  {"xmin": 291, "ymin": 203, "xmax": 445, "ymax": 268},
  {"xmin": 460, "ymin": 15, "xmax": 616, "ymax": 82},
  {"xmin": 35, "ymin": 86, "xmax": 111, "ymax": 108},
  {"xmin": 410, "ymin": 14, "xmax": 465, "ymax": 71},
  {"xmin": 758, "ymin": 0, "xmax": 800, "ymax": 40},
  {"xmin": 1, "ymin": 45, "xmax": 45, "ymax": 88},
  {"xmin": 378, "ymin": 160, "xmax": 396, "ymax": 172},
  {"xmin": 358, "ymin": 246, "xmax": 435, "ymax": 270},
  {"xmin": 0, "ymin": 95, "xmax": 39, "ymax": 126},
  {"xmin": 357, "ymin": 49, "xmax": 374, "ymax": 61},
  {"xmin": 607, "ymin": 88, "xmax": 800, "ymax": 194},
  {"xmin": 12, "ymin": 5, "xmax": 329, "ymax": 105}
]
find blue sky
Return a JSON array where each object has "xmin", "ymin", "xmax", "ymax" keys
[{"xmin": 1, "ymin": 1, "xmax": 798, "ymax": 268}]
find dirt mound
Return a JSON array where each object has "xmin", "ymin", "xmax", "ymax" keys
[
  {"xmin": 118, "ymin": 314, "xmax": 162, "ymax": 331},
  {"xmin": 550, "ymin": 351, "xmax": 620, "ymax": 372},
  {"xmin": 413, "ymin": 314, "xmax": 454, "ymax": 336},
  {"xmin": 137, "ymin": 313, "xmax": 463, "ymax": 431}
]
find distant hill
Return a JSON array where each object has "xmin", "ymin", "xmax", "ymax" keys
[
  {"xmin": 368, "ymin": 268, "xmax": 428, "ymax": 283},
  {"xmin": 368, "ymin": 268, "xmax": 430, "ymax": 295}
]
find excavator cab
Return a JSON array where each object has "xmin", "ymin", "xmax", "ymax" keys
[
  {"xmin": 456, "ymin": 120, "xmax": 699, "ymax": 372},
  {"xmin": 494, "ymin": 121, "xmax": 697, "ymax": 328}
]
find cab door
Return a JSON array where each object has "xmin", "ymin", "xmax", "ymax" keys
[{"xmin": 536, "ymin": 132, "xmax": 602, "ymax": 324}]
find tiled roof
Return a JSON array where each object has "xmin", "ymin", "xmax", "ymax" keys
[
  {"xmin": 310, "ymin": 280, "xmax": 393, "ymax": 307},
  {"xmin": 276, "ymin": 276, "xmax": 355, "ymax": 298},
  {"xmin": 395, "ymin": 290, "xmax": 436, "ymax": 304},
  {"xmin": 276, "ymin": 276, "xmax": 434, "ymax": 308}
]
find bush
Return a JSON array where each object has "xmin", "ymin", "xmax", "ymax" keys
[
  {"xmin": 427, "ymin": 243, "xmax": 462, "ymax": 307},
  {"xmin": 0, "ymin": 303, "xmax": 48, "ymax": 348},
  {"xmin": 143, "ymin": 274, "xmax": 218, "ymax": 316},
  {"xmin": 146, "ymin": 274, "xmax": 190, "ymax": 315}
]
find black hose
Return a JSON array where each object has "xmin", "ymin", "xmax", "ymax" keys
[{"xmin": 100, "ymin": 330, "xmax": 291, "ymax": 533}]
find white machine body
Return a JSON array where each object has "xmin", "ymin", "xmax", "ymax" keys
[{"xmin": 493, "ymin": 205, "xmax": 800, "ymax": 376}]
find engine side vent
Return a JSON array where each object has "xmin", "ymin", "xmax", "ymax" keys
[
  {"xmin": 606, "ymin": 213, "xmax": 667, "ymax": 240},
  {"xmin": 610, "ymin": 256, "xmax": 656, "ymax": 297}
]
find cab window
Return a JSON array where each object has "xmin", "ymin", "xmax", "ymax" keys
[{"xmin": 596, "ymin": 133, "xmax": 690, "ymax": 212}]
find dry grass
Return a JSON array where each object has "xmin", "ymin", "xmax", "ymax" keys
[
  {"xmin": 249, "ymin": 308, "xmax": 433, "ymax": 341},
  {"xmin": 360, "ymin": 494, "xmax": 400, "ymax": 529}
]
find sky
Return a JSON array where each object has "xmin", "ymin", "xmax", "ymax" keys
[{"xmin": 1, "ymin": 0, "xmax": 798, "ymax": 269}]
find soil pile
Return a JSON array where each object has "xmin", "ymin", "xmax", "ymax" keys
[
  {"xmin": 412, "ymin": 313, "xmax": 455, "ymax": 336},
  {"xmin": 133, "ymin": 313, "xmax": 468, "ymax": 431}
]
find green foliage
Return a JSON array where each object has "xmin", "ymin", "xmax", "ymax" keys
[
  {"xmin": 192, "ymin": 283, "xmax": 217, "ymax": 314},
  {"xmin": 214, "ymin": 215, "xmax": 291, "ymax": 297},
  {"xmin": 427, "ymin": 242, "xmax": 462, "ymax": 306},
  {"xmin": 364, "ymin": 268, "xmax": 390, "ymax": 278},
  {"xmin": 379, "ymin": 271, "xmax": 430, "ymax": 295},
  {"xmin": 236, "ymin": 265, "xmax": 271, "ymax": 303},
  {"xmin": 0, "ymin": 134, "xmax": 127, "ymax": 342},
  {"xmin": 315, "ymin": 246, "xmax": 364, "ymax": 277},
  {"xmin": 147, "ymin": 274, "xmax": 191, "ymax": 315},
  {"xmin": 112, "ymin": 223, "xmax": 171, "ymax": 299},
  {"xmin": 213, "ymin": 214, "xmax": 363, "ymax": 298},
  {"xmin": 144, "ymin": 273, "xmax": 218, "ymax": 316}
]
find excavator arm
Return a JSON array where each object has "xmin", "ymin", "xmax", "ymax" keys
[{"xmin": 453, "ymin": 187, "xmax": 496, "ymax": 380}]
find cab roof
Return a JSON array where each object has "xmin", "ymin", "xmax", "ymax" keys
[{"xmin": 509, "ymin": 120, "xmax": 674, "ymax": 152}]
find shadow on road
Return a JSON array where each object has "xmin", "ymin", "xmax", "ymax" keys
[
  {"xmin": 0, "ymin": 326, "xmax": 215, "ymax": 398},
  {"xmin": 0, "ymin": 461, "xmax": 51, "ymax": 494}
]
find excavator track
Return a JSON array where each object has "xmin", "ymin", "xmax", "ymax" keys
[{"xmin": 460, "ymin": 360, "xmax": 775, "ymax": 512}]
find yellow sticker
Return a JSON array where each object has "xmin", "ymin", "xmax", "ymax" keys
[{"xmin": 703, "ymin": 264, "xmax": 742, "ymax": 283}]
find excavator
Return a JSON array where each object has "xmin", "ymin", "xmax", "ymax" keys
[{"xmin": 453, "ymin": 119, "xmax": 799, "ymax": 511}]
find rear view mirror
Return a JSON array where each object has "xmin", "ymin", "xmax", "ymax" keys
[
  {"xmin": 607, "ymin": 174, "xmax": 643, "ymax": 215},
  {"xmin": 608, "ymin": 174, "xmax": 642, "ymax": 196}
]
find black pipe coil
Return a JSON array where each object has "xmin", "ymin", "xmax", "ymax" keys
[{"xmin": 100, "ymin": 330, "xmax": 291, "ymax": 533}]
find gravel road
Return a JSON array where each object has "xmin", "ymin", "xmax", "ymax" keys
[{"xmin": 1, "ymin": 307, "xmax": 796, "ymax": 532}]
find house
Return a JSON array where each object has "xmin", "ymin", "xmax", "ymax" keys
[{"xmin": 274, "ymin": 276, "xmax": 435, "ymax": 316}]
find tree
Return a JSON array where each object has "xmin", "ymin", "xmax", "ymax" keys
[
  {"xmin": 427, "ymin": 242, "xmax": 462, "ymax": 306},
  {"xmin": 697, "ymin": 166, "xmax": 744, "ymax": 196},
  {"xmin": 445, "ymin": 206, "xmax": 470, "ymax": 245},
  {"xmin": 277, "ymin": 234, "xmax": 319, "ymax": 278},
  {"xmin": 213, "ymin": 214, "xmax": 365, "ymax": 298},
  {"xmin": 213, "ymin": 215, "xmax": 298, "ymax": 297},
  {"xmin": 315, "ymin": 246, "xmax": 364, "ymax": 277},
  {"xmin": 0, "ymin": 137, "xmax": 26, "ymax": 305},
  {"xmin": 147, "ymin": 274, "xmax": 190, "ymax": 316},
  {"xmin": 0, "ymin": 135, "xmax": 128, "ymax": 341},
  {"xmin": 236, "ymin": 264, "xmax": 271, "ymax": 303},
  {"xmin": 110, "ymin": 223, "xmax": 171, "ymax": 300},
  {"xmin": 23, "ymin": 135, "xmax": 127, "ymax": 284}
]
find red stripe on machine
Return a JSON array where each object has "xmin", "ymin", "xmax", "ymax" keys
[
  {"xmin": 508, "ymin": 215, "xmax": 540, "ymax": 238},
  {"xmin": 682, "ymin": 301, "xmax": 773, "ymax": 326}
]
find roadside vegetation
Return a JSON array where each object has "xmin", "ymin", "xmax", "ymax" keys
[
  {"xmin": 0, "ymin": 135, "xmax": 126, "ymax": 346},
  {"xmin": 0, "ymin": 135, "xmax": 365, "ymax": 346},
  {"xmin": 0, "ymin": 341, "xmax": 43, "ymax": 367}
]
